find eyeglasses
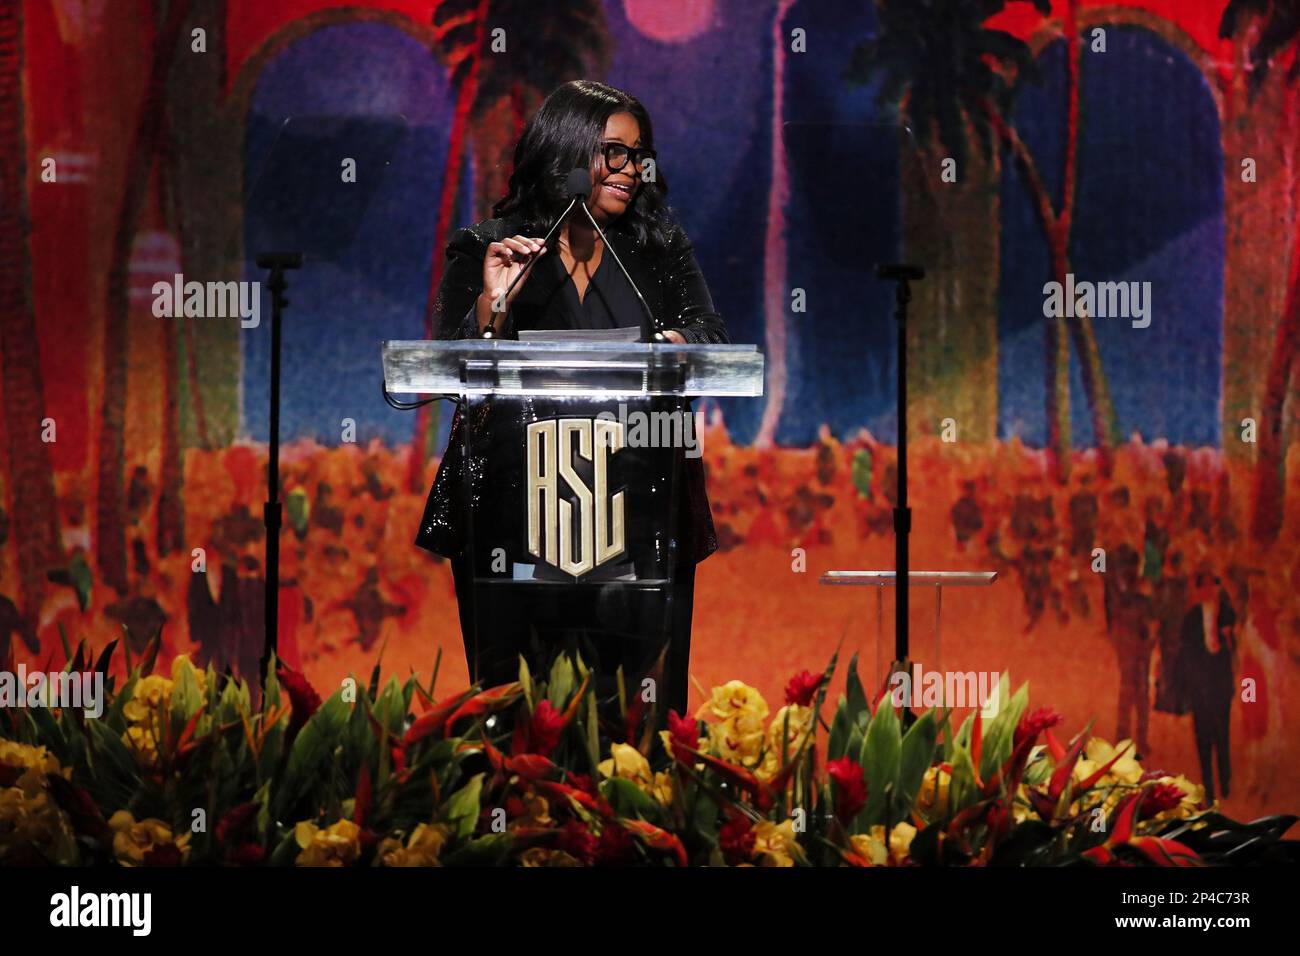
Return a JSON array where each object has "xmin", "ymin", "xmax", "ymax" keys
[{"xmin": 600, "ymin": 142, "xmax": 657, "ymax": 173}]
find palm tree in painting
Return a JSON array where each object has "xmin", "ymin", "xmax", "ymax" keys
[
  {"xmin": 407, "ymin": 0, "xmax": 610, "ymax": 493},
  {"xmin": 754, "ymin": 0, "xmax": 799, "ymax": 449},
  {"xmin": 1220, "ymin": 0, "xmax": 1300, "ymax": 542},
  {"xmin": 848, "ymin": 0, "xmax": 1120, "ymax": 479},
  {"xmin": 97, "ymin": 0, "xmax": 191, "ymax": 594},
  {"xmin": 0, "ymin": 0, "xmax": 64, "ymax": 645},
  {"xmin": 156, "ymin": 0, "xmax": 240, "ymax": 558}
]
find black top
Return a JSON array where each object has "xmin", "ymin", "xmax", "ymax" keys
[
  {"xmin": 415, "ymin": 211, "xmax": 729, "ymax": 564},
  {"xmin": 434, "ymin": 213, "xmax": 728, "ymax": 344},
  {"xmin": 537, "ymin": 244, "xmax": 646, "ymax": 334}
]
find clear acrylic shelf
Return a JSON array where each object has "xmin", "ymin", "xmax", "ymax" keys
[{"xmin": 382, "ymin": 340, "xmax": 764, "ymax": 398}]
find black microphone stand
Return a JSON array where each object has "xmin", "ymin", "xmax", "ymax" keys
[
  {"xmin": 876, "ymin": 263, "xmax": 924, "ymax": 722},
  {"xmin": 257, "ymin": 251, "xmax": 304, "ymax": 691}
]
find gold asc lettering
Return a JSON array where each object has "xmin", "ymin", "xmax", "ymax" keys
[{"xmin": 526, "ymin": 418, "xmax": 626, "ymax": 577}]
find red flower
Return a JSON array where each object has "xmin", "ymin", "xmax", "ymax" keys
[
  {"xmin": 142, "ymin": 843, "xmax": 183, "ymax": 867},
  {"xmin": 1014, "ymin": 707, "xmax": 1062, "ymax": 748},
  {"xmin": 511, "ymin": 699, "xmax": 566, "ymax": 757},
  {"xmin": 231, "ymin": 843, "xmax": 266, "ymax": 866},
  {"xmin": 719, "ymin": 812, "xmax": 756, "ymax": 866},
  {"xmin": 565, "ymin": 773, "xmax": 596, "ymax": 796},
  {"xmin": 784, "ymin": 670, "xmax": 822, "ymax": 707},
  {"xmin": 666, "ymin": 710, "xmax": 698, "ymax": 762},
  {"xmin": 216, "ymin": 802, "xmax": 259, "ymax": 845},
  {"xmin": 276, "ymin": 663, "xmax": 322, "ymax": 741},
  {"xmin": 595, "ymin": 822, "xmax": 634, "ymax": 866},
  {"xmin": 556, "ymin": 820, "xmax": 598, "ymax": 865},
  {"xmin": 827, "ymin": 757, "xmax": 868, "ymax": 822},
  {"xmin": 1139, "ymin": 782, "xmax": 1186, "ymax": 820},
  {"xmin": 985, "ymin": 800, "xmax": 1011, "ymax": 842}
]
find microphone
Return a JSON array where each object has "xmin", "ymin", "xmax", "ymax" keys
[
  {"xmin": 563, "ymin": 169, "xmax": 661, "ymax": 342},
  {"xmin": 480, "ymin": 169, "xmax": 592, "ymax": 339}
]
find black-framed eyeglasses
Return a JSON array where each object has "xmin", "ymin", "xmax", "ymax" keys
[{"xmin": 600, "ymin": 142, "xmax": 657, "ymax": 173}]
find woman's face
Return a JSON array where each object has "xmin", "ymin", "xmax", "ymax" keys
[{"xmin": 588, "ymin": 111, "xmax": 644, "ymax": 224}]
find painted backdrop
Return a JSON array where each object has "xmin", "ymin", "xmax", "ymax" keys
[{"xmin": 3, "ymin": 0, "xmax": 1299, "ymax": 820}]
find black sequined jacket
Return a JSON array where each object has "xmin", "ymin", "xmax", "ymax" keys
[{"xmin": 413, "ymin": 212, "xmax": 728, "ymax": 564}]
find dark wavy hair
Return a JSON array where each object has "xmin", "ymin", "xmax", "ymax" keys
[{"xmin": 492, "ymin": 80, "xmax": 672, "ymax": 251}]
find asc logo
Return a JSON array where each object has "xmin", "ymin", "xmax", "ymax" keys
[{"xmin": 526, "ymin": 417, "xmax": 626, "ymax": 577}]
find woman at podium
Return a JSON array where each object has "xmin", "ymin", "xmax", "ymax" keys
[{"xmin": 414, "ymin": 80, "xmax": 730, "ymax": 718}]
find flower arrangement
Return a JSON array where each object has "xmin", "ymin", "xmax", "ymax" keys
[{"xmin": 1, "ymin": 636, "xmax": 1295, "ymax": 867}]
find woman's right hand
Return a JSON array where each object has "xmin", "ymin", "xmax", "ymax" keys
[{"xmin": 482, "ymin": 235, "xmax": 547, "ymax": 312}]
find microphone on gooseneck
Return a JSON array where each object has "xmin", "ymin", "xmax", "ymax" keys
[
  {"xmin": 480, "ymin": 169, "xmax": 594, "ymax": 339},
  {"xmin": 563, "ymin": 167, "xmax": 662, "ymax": 342}
]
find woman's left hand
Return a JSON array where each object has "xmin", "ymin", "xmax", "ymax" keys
[{"xmin": 659, "ymin": 329, "xmax": 686, "ymax": 344}]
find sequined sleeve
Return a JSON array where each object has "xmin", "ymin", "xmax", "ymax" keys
[
  {"xmin": 434, "ymin": 227, "xmax": 489, "ymax": 340},
  {"xmin": 660, "ymin": 222, "xmax": 730, "ymax": 345}
]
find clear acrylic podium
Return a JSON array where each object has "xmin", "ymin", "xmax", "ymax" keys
[{"xmin": 384, "ymin": 339, "xmax": 763, "ymax": 714}]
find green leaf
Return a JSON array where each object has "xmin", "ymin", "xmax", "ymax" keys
[
  {"xmin": 274, "ymin": 691, "xmax": 348, "ymax": 819},
  {"xmin": 518, "ymin": 656, "xmax": 534, "ymax": 713},
  {"xmin": 171, "ymin": 657, "xmax": 203, "ymax": 726},
  {"xmin": 445, "ymin": 773, "xmax": 484, "ymax": 839},
  {"xmin": 979, "ymin": 676, "xmax": 1028, "ymax": 783},
  {"xmin": 584, "ymin": 692, "xmax": 601, "ymax": 775},
  {"xmin": 601, "ymin": 777, "xmax": 663, "ymax": 822},
  {"xmin": 441, "ymin": 833, "xmax": 514, "ymax": 866},
  {"xmin": 546, "ymin": 655, "xmax": 575, "ymax": 709},
  {"xmin": 844, "ymin": 652, "xmax": 869, "ymax": 719},
  {"xmin": 84, "ymin": 719, "xmax": 141, "ymax": 811},
  {"xmin": 828, "ymin": 696, "xmax": 851, "ymax": 761},
  {"xmin": 860, "ymin": 697, "xmax": 902, "ymax": 826},
  {"xmin": 269, "ymin": 827, "xmax": 300, "ymax": 866},
  {"xmin": 895, "ymin": 711, "xmax": 938, "ymax": 826},
  {"xmin": 948, "ymin": 746, "xmax": 978, "ymax": 813}
]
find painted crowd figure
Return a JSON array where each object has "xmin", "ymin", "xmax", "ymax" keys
[{"xmin": 1177, "ymin": 570, "xmax": 1237, "ymax": 803}]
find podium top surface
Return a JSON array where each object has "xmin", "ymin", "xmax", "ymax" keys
[
  {"xmin": 382, "ymin": 339, "xmax": 764, "ymax": 398},
  {"xmin": 819, "ymin": 570, "xmax": 998, "ymax": 587}
]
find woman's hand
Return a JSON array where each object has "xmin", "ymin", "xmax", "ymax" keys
[
  {"xmin": 658, "ymin": 329, "xmax": 687, "ymax": 344},
  {"xmin": 476, "ymin": 235, "xmax": 546, "ymax": 334},
  {"xmin": 483, "ymin": 235, "xmax": 546, "ymax": 311}
]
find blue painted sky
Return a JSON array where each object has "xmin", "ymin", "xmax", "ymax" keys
[{"xmin": 239, "ymin": 7, "xmax": 1225, "ymax": 450}]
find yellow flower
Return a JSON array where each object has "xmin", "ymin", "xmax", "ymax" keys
[
  {"xmin": 294, "ymin": 819, "xmax": 362, "ymax": 867},
  {"xmin": 699, "ymin": 682, "xmax": 770, "ymax": 766},
  {"xmin": 849, "ymin": 823, "xmax": 914, "ymax": 865},
  {"xmin": 758, "ymin": 704, "xmax": 814, "ymax": 780},
  {"xmin": 850, "ymin": 829, "xmax": 888, "ymax": 865},
  {"xmin": 889, "ymin": 821, "xmax": 916, "ymax": 863},
  {"xmin": 752, "ymin": 819, "xmax": 800, "ymax": 867},
  {"xmin": 120, "ymin": 657, "xmax": 208, "ymax": 769},
  {"xmin": 917, "ymin": 766, "xmax": 950, "ymax": 814},
  {"xmin": 698, "ymin": 680, "xmax": 770, "ymax": 723},
  {"xmin": 377, "ymin": 823, "xmax": 451, "ymax": 866},
  {"xmin": 108, "ymin": 810, "xmax": 191, "ymax": 866},
  {"xmin": 510, "ymin": 791, "xmax": 553, "ymax": 830},
  {"xmin": 122, "ymin": 675, "xmax": 173, "ymax": 724},
  {"xmin": 519, "ymin": 846, "xmax": 582, "ymax": 867},
  {"xmin": 599, "ymin": 742, "xmax": 654, "ymax": 787},
  {"xmin": 0, "ymin": 760, "xmax": 79, "ymax": 865},
  {"xmin": 651, "ymin": 771, "xmax": 673, "ymax": 806},
  {"xmin": 1011, "ymin": 784, "xmax": 1032, "ymax": 823},
  {"xmin": 1081, "ymin": 737, "xmax": 1144, "ymax": 785},
  {"xmin": 599, "ymin": 743, "xmax": 673, "ymax": 806},
  {"xmin": 0, "ymin": 741, "xmax": 66, "ymax": 778}
]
